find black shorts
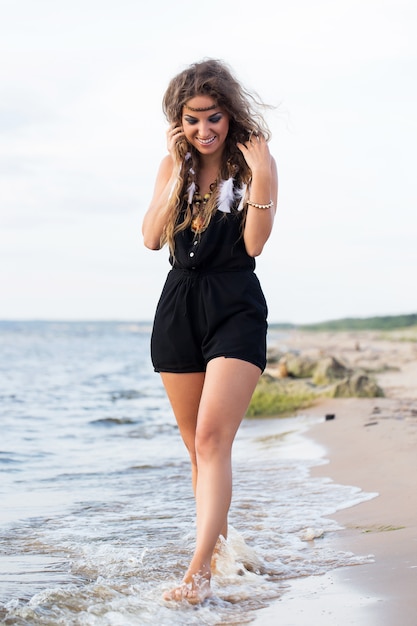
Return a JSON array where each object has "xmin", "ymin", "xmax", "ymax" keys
[{"xmin": 150, "ymin": 268, "xmax": 268, "ymax": 373}]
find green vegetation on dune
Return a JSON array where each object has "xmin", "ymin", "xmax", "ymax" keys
[
  {"xmin": 269, "ymin": 313, "xmax": 417, "ymax": 332},
  {"xmin": 378, "ymin": 326, "xmax": 417, "ymax": 342}
]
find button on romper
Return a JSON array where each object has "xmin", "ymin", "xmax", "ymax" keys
[{"xmin": 151, "ymin": 202, "xmax": 268, "ymax": 373}]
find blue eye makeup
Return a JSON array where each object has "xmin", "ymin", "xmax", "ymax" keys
[
  {"xmin": 208, "ymin": 113, "xmax": 222, "ymax": 123},
  {"xmin": 183, "ymin": 113, "xmax": 223, "ymax": 125}
]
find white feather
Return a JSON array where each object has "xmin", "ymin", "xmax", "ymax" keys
[
  {"xmin": 187, "ymin": 181, "xmax": 196, "ymax": 205},
  {"xmin": 235, "ymin": 183, "xmax": 247, "ymax": 211},
  {"xmin": 217, "ymin": 177, "xmax": 235, "ymax": 213}
]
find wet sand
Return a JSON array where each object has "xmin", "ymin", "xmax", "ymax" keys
[{"xmin": 254, "ymin": 330, "xmax": 417, "ymax": 625}]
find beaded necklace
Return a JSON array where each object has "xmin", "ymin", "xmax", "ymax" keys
[{"xmin": 190, "ymin": 182, "xmax": 217, "ymax": 234}]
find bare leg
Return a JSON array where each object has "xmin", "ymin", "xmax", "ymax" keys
[
  {"xmin": 160, "ymin": 371, "xmax": 204, "ymax": 494},
  {"xmin": 161, "ymin": 371, "xmax": 229, "ymax": 539},
  {"xmin": 162, "ymin": 357, "xmax": 261, "ymax": 603}
]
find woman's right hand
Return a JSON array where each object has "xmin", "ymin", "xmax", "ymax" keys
[
  {"xmin": 167, "ymin": 124, "xmax": 187, "ymax": 163},
  {"xmin": 167, "ymin": 123, "xmax": 184, "ymax": 162}
]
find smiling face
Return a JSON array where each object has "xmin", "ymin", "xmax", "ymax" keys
[{"xmin": 182, "ymin": 95, "xmax": 230, "ymax": 158}]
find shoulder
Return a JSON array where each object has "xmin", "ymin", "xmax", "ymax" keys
[
  {"xmin": 150, "ymin": 154, "xmax": 178, "ymax": 196},
  {"xmin": 157, "ymin": 154, "xmax": 176, "ymax": 179}
]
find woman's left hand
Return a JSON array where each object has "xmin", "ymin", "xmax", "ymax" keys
[{"xmin": 236, "ymin": 133, "xmax": 271, "ymax": 173}]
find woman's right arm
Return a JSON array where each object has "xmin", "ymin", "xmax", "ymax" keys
[
  {"xmin": 142, "ymin": 155, "xmax": 177, "ymax": 250},
  {"xmin": 142, "ymin": 123, "xmax": 186, "ymax": 250}
]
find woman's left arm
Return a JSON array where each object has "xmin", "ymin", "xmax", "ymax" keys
[{"xmin": 237, "ymin": 135, "xmax": 278, "ymax": 257}]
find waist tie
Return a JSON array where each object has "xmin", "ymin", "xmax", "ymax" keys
[{"xmin": 170, "ymin": 267, "xmax": 253, "ymax": 316}]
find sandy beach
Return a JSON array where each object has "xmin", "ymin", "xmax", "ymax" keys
[{"xmin": 255, "ymin": 330, "xmax": 417, "ymax": 626}]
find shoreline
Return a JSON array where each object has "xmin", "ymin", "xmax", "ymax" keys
[{"xmin": 254, "ymin": 331, "xmax": 417, "ymax": 625}]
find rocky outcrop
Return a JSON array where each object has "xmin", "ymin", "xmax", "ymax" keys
[
  {"xmin": 279, "ymin": 353, "xmax": 317, "ymax": 379},
  {"xmin": 329, "ymin": 372, "xmax": 384, "ymax": 398},
  {"xmin": 312, "ymin": 356, "xmax": 351, "ymax": 385},
  {"xmin": 264, "ymin": 350, "xmax": 384, "ymax": 400}
]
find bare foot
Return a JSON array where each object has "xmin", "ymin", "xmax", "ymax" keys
[{"xmin": 163, "ymin": 573, "xmax": 212, "ymax": 604}]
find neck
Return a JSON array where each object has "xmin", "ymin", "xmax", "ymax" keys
[
  {"xmin": 199, "ymin": 160, "xmax": 221, "ymax": 186},
  {"xmin": 199, "ymin": 150, "xmax": 223, "ymax": 171}
]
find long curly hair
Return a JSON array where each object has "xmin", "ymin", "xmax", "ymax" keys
[{"xmin": 160, "ymin": 59, "xmax": 271, "ymax": 253}]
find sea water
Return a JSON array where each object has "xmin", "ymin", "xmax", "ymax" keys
[{"xmin": 0, "ymin": 322, "xmax": 374, "ymax": 625}]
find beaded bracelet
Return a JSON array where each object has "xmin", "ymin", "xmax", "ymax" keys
[{"xmin": 247, "ymin": 200, "xmax": 274, "ymax": 210}]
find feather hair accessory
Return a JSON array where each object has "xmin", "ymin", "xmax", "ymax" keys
[
  {"xmin": 187, "ymin": 181, "xmax": 196, "ymax": 206},
  {"xmin": 235, "ymin": 183, "xmax": 247, "ymax": 211},
  {"xmin": 217, "ymin": 177, "xmax": 235, "ymax": 213},
  {"xmin": 186, "ymin": 161, "xmax": 197, "ymax": 205}
]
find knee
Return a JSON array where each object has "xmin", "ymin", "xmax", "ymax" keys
[{"xmin": 195, "ymin": 427, "xmax": 225, "ymax": 460}]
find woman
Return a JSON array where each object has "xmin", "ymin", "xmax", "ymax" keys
[{"xmin": 142, "ymin": 59, "xmax": 278, "ymax": 603}]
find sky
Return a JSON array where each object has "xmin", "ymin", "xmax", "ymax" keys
[{"xmin": 1, "ymin": 0, "xmax": 416, "ymax": 324}]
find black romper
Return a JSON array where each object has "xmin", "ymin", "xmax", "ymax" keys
[{"xmin": 151, "ymin": 203, "xmax": 268, "ymax": 373}]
